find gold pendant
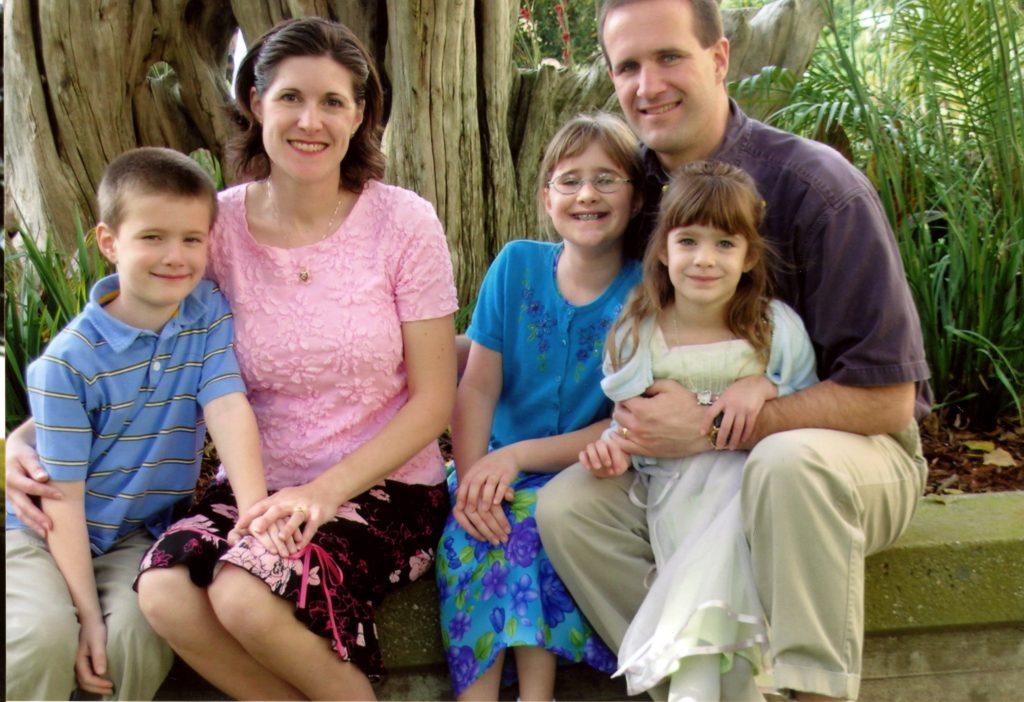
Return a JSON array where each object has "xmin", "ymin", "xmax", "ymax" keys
[{"xmin": 299, "ymin": 268, "xmax": 311, "ymax": 283}]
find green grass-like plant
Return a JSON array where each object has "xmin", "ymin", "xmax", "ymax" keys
[
  {"xmin": 5, "ymin": 220, "xmax": 111, "ymax": 432},
  {"xmin": 735, "ymin": 0, "xmax": 1024, "ymax": 424}
]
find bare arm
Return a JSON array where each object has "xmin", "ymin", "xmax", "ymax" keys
[
  {"xmin": 613, "ymin": 378, "xmax": 916, "ymax": 459},
  {"xmin": 744, "ymin": 380, "xmax": 916, "ymax": 446},
  {"xmin": 42, "ymin": 482, "xmax": 114, "ymax": 695},
  {"xmin": 203, "ymin": 392, "xmax": 267, "ymax": 514},
  {"xmin": 452, "ymin": 341, "xmax": 611, "ymax": 544},
  {"xmin": 237, "ymin": 315, "xmax": 457, "ymax": 542},
  {"xmin": 451, "ymin": 342, "xmax": 501, "ymax": 481}
]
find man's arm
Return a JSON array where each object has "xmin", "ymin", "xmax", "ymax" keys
[{"xmin": 612, "ymin": 378, "xmax": 915, "ymax": 458}]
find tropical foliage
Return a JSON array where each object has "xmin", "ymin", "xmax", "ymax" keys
[{"xmin": 734, "ymin": 0, "xmax": 1024, "ymax": 424}]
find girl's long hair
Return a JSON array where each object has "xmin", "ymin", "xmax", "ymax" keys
[{"xmin": 606, "ymin": 160, "xmax": 774, "ymax": 370}]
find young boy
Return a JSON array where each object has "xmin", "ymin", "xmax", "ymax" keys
[{"xmin": 5, "ymin": 147, "xmax": 268, "ymax": 701}]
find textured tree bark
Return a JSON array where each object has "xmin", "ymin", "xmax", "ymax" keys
[{"xmin": 5, "ymin": 0, "xmax": 825, "ymax": 304}]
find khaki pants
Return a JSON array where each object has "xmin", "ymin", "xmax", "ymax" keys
[
  {"xmin": 537, "ymin": 424, "xmax": 926, "ymax": 701},
  {"xmin": 5, "ymin": 529, "xmax": 174, "ymax": 701}
]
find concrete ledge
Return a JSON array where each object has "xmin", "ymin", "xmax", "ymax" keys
[
  {"xmin": 864, "ymin": 491, "xmax": 1024, "ymax": 632},
  {"xmin": 157, "ymin": 491, "xmax": 1024, "ymax": 700}
]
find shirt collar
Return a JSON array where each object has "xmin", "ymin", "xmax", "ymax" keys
[
  {"xmin": 640, "ymin": 98, "xmax": 749, "ymax": 180},
  {"xmin": 85, "ymin": 274, "xmax": 208, "ymax": 353}
]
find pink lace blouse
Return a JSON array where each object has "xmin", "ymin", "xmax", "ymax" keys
[{"xmin": 208, "ymin": 180, "xmax": 458, "ymax": 491}]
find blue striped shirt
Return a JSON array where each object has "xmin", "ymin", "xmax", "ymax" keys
[{"xmin": 6, "ymin": 275, "xmax": 247, "ymax": 554}]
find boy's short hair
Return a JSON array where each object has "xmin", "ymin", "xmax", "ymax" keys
[{"xmin": 97, "ymin": 147, "xmax": 218, "ymax": 231}]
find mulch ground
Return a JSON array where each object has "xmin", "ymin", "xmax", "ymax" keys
[{"xmin": 921, "ymin": 415, "xmax": 1024, "ymax": 495}]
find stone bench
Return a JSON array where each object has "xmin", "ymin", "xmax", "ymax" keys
[{"xmin": 156, "ymin": 491, "xmax": 1024, "ymax": 701}]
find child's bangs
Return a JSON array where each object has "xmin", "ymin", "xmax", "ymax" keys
[{"xmin": 661, "ymin": 178, "xmax": 760, "ymax": 240}]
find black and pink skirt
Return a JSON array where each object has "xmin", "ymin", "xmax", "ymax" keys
[{"xmin": 137, "ymin": 478, "xmax": 448, "ymax": 679}]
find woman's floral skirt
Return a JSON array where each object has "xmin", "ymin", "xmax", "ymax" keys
[{"xmin": 137, "ymin": 478, "xmax": 448, "ymax": 679}]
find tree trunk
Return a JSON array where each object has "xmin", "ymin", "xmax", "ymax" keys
[{"xmin": 5, "ymin": 0, "xmax": 825, "ymax": 305}]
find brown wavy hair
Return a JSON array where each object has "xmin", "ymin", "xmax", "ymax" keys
[
  {"xmin": 226, "ymin": 17, "xmax": 385, "ymax": 192},
  {"xmin": 606, "ymin": 160, "xmax": 774, "ymax": 370},
  {"xmin": 536, "ymin": 112, "xmax": 645, "ymax": 260}
]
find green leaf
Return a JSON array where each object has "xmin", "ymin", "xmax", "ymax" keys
[
  {"xmin": 474, "ymin": 631, "xmax": 496, "ymax": 661},
  {"xmin": 569, "ymin": 627, "xmax": 585, "ymax": 648},
  {"xmin": 459, "ymin": 546, "xmax": 475, "ymax": 565},
  {"xmin": 455, "ymin": 590, "xmax": 466, "ymax": 610},
  {"xmin": 506, "ymin": 616, "xmax": 518, "ymax": 637}
]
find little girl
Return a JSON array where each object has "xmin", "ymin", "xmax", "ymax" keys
[
  {"xmin": 437, "ymin": 113, "xmax": 643, "ymax": 701},
  {"xmin": 581, "ymin": 161, "xmax": 818, "ymax": 702}
]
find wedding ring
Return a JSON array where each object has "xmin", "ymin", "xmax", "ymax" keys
[
  {"xmin": 294, "ymin": 506, "xmax": 309, "ymax": 519},
  {"xmin": 620, "ymin": 426, "xmax": 630, "ymax": 439}
]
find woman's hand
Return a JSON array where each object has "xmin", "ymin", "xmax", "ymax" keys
[
  {"xmin": 235, "ymin": 481, "xmax": 339, "ymax": 554},
  {"xmin": 4, "ymin": 422, "xmax": 60, "ymax": 536},
  {"xmin": 74, "ymin": 616, "xmax": 113, "ymax": 696},
  {"xmin": 453, "ymin": 448, "xmax": 518, "ymax": 546},
  {"xmin": 580, "ymin": 438, "xmax": 631, "ymax": 478},
  {"xmin": 228, "ymin": 516, "xmax": 301, "ymax": 556},
  {"xmin": 701, "ymin": 375, "xmax": 779, "ymax": 450}
]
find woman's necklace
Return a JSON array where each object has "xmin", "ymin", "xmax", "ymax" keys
[{"xmin": 265, "ymin": 179, "xmax": 344, "ymax": 283}]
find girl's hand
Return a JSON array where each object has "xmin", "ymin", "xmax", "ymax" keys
[
  {"xmin": 453, "ymin": 449, "xmax": 518, "ymax": 546},
  {"xmin": 75, "ymin": 616, "xmax": 113, "ymax": 695},
  {"xmin": 701, "ymin": 375, "xmax": 779, "ymax": 450},
  {"xmin": 236, "ymin": 482, "xmax": 338, "ymax": 554},
  {"xmin": 580, "ymin": 439, "xmax": 631, "ymax": 478}
]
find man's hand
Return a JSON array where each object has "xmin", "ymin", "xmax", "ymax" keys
[
  {"xmin": 580, "ymin": 438, "xmax": 631, "ymax": 478},
  {"xmin": 5, "ymin": 429, "xmax": 59, "ymax": 536},
  {"xmin": 611, "ymin": 379, "xmax": 710, "ymax": 459}
]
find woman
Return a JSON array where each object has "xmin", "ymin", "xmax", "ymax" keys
[{"xmin": 7, "ymin": 17, "xmax": 457, "ymax": 701}]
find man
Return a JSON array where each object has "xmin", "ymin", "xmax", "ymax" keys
[{"xmin": 535, "ymin": 1, "xmax": 930, "ymax": 700}]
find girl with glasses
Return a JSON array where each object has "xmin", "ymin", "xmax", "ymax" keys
[{"xmin": 436, "ymin": 113, "xmax": 643, "ymax": 701}]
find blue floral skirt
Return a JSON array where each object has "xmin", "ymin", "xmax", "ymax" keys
[{"xmin": 436, "ymin": 468, "xmax": 615, "ymax": 695}]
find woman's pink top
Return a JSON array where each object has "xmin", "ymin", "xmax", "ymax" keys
[{"xmin": 209, "ymin": 180, "xmax": 458, "ymax": 491}]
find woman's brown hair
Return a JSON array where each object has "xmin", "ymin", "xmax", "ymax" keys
[
  {"xmin": 227, "ymin": 17, "xmax": 385, "ymax": 192},
  {"xmin": 606, "ymin": 160, "xmax": 774, "ymax": 369}
]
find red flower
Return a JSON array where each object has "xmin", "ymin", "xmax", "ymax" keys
[{"xmin": 520, "ymin": 6, "xmax": 531, "ymax": 21}]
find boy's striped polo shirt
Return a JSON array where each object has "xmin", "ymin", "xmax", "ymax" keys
[{"xmin": 6, "ymin": 274, "xmax": 247, "ymax": 554}]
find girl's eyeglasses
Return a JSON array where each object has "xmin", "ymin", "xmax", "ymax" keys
[{"xmin": 548, "ymin": 174, "xmax": 632, "ymax": 195}]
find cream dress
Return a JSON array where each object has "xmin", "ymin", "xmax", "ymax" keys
[{"xmin": 601, "ymin": 302, "xmax": 818, "ymax": 701}]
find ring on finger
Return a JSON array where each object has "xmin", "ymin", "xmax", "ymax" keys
[
  {"xmin": 293, "ymin": 505, "xmax": 309, "ymax": 519},
  {"xmin": 620, "ymin": 426, "xmax": 630, "ymax": 439}
]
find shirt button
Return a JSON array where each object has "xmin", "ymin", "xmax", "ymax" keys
[{"xmin": 152, "ymin": 361, "xmax": 162, "ymax": 371}]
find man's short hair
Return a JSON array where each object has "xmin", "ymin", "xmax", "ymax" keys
[
  {"xmin": 598, "ymin": 0, "xmax": 725, "ymax": 63},
  {"xmin": 97, "ymin": 147, "xmax": 218, "ymax": 231}
]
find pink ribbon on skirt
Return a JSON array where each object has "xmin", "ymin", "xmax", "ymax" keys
[{"xmin": 288, "ymin": 542, "xmax": 348, "ymax": 657}]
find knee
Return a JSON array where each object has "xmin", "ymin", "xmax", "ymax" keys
[
  {"xmin": 535, "ymin": 471, "xmax": 583, "ymax": 547},
  {"xmin": 741, "ymin": 430, "xmax": 851, "ymax": 531},
  {"xmin": 208, "ymin": 566, "xmax": 270, "ymax": 639},
  {"xmin": 136, "ymin": 566, "xmax": 192, "ymax": 635},
  {"xmin": 743, "ymin": 431, "xmax": 835, "ymax": 492}
]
